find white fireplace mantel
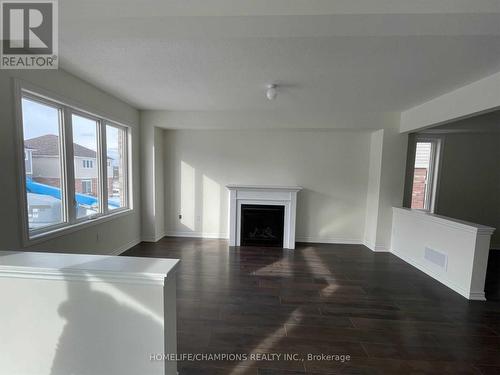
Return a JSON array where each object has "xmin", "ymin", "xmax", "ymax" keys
[{"xmin": 226, "ymin": 185, "xmax": 302, "ymax": 249}]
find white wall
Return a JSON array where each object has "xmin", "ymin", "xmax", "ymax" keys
[
  {"xmin": 73, "ymin": 157, "xmax": 113, "ymax": 179},
  {"xmin": 375, "ymin": 128, "xmax": 409, "ymax": 249},
  {"xmin": 0, "ymin": 69, "xmax": 141, "ymax": 254},
  {"xmin": 32, "ymin": 157, "xmax": 60, "ymax": 178},
  {"xmin": 31, "ymin": 157, "xmax": 111, "ymax": 179},
  {"xmin": 143, "ymin": 110, "xmax": 401, "ymax": 131},
  {"xmin": 401, "ymin": 71, "xmax": 500, "ymax": 133},
  {"xmin": 163, "ymin": 129, "xmax": 372, "ymax": 244},
  {"xmin": 364, "ymin": 130, "xmax": 383, "ymax": 249},
  {"xmin": 391, "ymin": 207, "xmax": 495, "ymax": 300},
  {"xmin": 153, "ymin": 128, "xmax": 166, "ymax": 240},
  {"xmin": 140, "ymin": 123, "xmax": 166, "ymax": 242}
]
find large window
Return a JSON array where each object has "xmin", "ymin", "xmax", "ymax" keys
[
  {"xmin": 106, "ymin": 124, "xmax": 128, "ymax": 210},
  {"xmin": 18, "ymin": 88, "xmax": 131, "ymax": 241},
  {"xmin": 72, "ymin": 114, "xmax": 100, "ymax": 219},
  {"xmin": 409, "ymin": 137, "xmax": 441, "ymax": 212},
  {"xmin": 21, "ymin": 97, "xmax": 65, "ymax": 230}
]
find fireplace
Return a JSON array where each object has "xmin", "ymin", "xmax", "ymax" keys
[
  {"xmin": 227, "ymin": 185, "xmax": 302, "ymax": 249},
  {"xmin": 240, "ymin": 204, "xmax": 285, "ymax": 247}
]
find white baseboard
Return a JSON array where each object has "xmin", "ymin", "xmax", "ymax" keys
[
  {"xmin": 108, "ymin": 237, "xmax": 141, "ymax": 256},
  {"xmin": 363, "ymin": 240, "xmax": 389, "ymax": 252},
  {"xmin": 165, "ymin": 231, "xmax": 229, "ymax": 240},
  {"xmin": 165, "ymin": 232, "xmax": 364, "ymax": 246},
  {"xmin": 468, "ymin": 292, "xmax": 487, "ymax": 301},
  {"xmin": 296, "ymin": 236, "xmax": 363, "ymax": 245},
  {"xmin": 391, "ymin": 248, "xmax": 484, "ymax": 300},
  {"xmin": 141, "ymin": 232, "xmax": 166, "ymax": 243}
]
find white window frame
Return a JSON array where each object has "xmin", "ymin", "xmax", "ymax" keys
[
  {"xmin": 105, "ymin": 122, "xmax": 130, "ymax": 212},
  {"xmin": 24, "ymin": 149, "xmax": 33, "ymax": 175},
  {"xmin": 83, "ymin": 160, "xmax": 93, "ymax": 169},
  {"xmin": 409, "ymin": 135, "xmax": 444, "ymax": 213},
  {"xmin": 14, "ymin": 80, "xmax": 133, "ymax": 246},
  {"xmin": 81, "ymin": 179, "xmax": 93, "ymax": 194}
]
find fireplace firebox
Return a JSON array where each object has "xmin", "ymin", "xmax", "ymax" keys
[{"xmin": 240, "ymin": 204, "xmax": 285, "ymax": 247}]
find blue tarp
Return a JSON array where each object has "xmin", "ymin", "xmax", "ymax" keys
[{"xmin": 26, "ymin": 178, "xmax": 120, "ymax": 208}]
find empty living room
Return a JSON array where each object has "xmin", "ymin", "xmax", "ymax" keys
[{"xmin": 1, "ymin": 1, "xmax": 500, "ymax": 374}]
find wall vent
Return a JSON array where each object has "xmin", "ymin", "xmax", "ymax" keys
[{"xmin": 424, "ymin": 247, "xmax": 448, "ymax": 270}]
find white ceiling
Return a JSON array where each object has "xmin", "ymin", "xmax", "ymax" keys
[{"xmin": 59, "ymin": 1, "xmax": 500, "ymax": 113}]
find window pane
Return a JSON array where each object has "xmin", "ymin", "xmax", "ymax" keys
[
  {"xmin": 411, "ymin": 142, "xmax": 433, "ymax": 210},
  {"xmin": 106, "ymin": 125, "xmax": 127, "ymax": 210},
  {"xmin": 22, "ymin": 97, "xmax": 65, "ymax": 231},
  {"xmin": 72, "ymin": 114, "xmax": 100, "ymax": 218}
]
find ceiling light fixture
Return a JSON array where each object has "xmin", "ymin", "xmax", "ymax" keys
[{"xmin": 266, "ymin": 84, "xmax": 278, "ymax": 100}]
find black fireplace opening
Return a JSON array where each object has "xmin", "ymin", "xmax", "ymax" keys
[{"xmin": 240, "ymin": 204, "xmax": 285, "ymax": 247}]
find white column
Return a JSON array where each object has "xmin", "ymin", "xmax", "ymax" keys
[
  {"xmin": 140, "ymin": 123, "xmax": 165, "ymax": 242},
  {"xmin": 288, "ymin": 191, "xmax": 298, "ymax": 250},
  {"xmin": 228, "ymin": 189, "xmax": 237, "ymax": 246},
  {"xmin": 364, "ymin": 127, "xmax": 408, "ymax": 252}
]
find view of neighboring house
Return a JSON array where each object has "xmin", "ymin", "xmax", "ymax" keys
[
  {"xmin": 24, "ymin": 147, "xmax": 34, "ymax": 176},
  {"xmin": 24, "ymin": 135, "xmax": 118, "ymax": 227},
  {"xmin": 411, "ymin": 141, "xmax": 433, "ymax": 209},
  {"xmin": 24, "ymin": 134, "xmax": 114, "ymax": 196}
]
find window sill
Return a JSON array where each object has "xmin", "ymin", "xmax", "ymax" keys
[
  {"xmin": 410, "ymin": 208, "xmax": 435, "ymax": 214},
  {"xmin": 25, "ymin": 208, "xmax": 134, "ymax": 248}
]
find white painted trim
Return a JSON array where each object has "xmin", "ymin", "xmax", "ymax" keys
[
  {"xmin": 226, "ymin": 184, "xmax": 302, "ymax": 192},
  {"xmin": 411, "ymin": 135, "xmax": 444, "ymax": 214},
  {"xmin": 363, "ymin": 240, "xmax": 389, "ymax": 252},
  {"xmin": 469, "ymin": 292, "xmax": 487, "ymax": 301},
  {"xmin": 141, "ymin": 232, "xmax": 167, "ymax": 243},
  {"xmin": 164, "ymin": 232, "xmax": 368, "ymax": 247},
  {"xmin": 165, "ymin": 231, "xmax": 228, "ymax": 240},
  {"xmin": 391, "ymin": 248, "xmax": 485, "ymax": 301},
  {"xmin": 297, "ymin": 236, "xmax": 363, "ymax": 245},
  {"xmin": 108, "ymin": 237, "xmax": 141, "ymax": 255},
  {"xmin": 0, "ymin": 267, "xmax": 167, "ymax": 285},
  {"xmin": 0, "ymin": 250, "xmax": 179, "ymax": 286},
  {"xmin": 372, "ymin": 246, "xmax": 389, "ymax": 252},
  {"xmin": 394, "ymin": 207, "xmax": 495, "ymax": 235},
  {"xmin": 227, "ymin": 185, "xmax": 301, "ymax": 249}
]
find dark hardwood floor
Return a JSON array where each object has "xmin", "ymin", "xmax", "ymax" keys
[
  {"xmin": 485, "ymin": 250, "xmax": 500, "ymax": 301},
  {"xmin": 123, "ymin": 238, "xmax": 500, "ymax": 375}
]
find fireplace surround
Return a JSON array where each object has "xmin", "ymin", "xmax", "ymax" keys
[{"xmin": 226, "ymin": 185, "xmax": 302, "ymax": 249}]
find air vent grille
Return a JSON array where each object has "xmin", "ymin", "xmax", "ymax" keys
[{"xmin": 424, "ymin": 247, "xmax": 447, "ymax": 270}]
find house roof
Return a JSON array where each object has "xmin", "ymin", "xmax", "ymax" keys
[{"xmin": 24, "ymin": 134, "xmax": 102, "ymax": 159}]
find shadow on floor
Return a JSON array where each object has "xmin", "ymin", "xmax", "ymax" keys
[{"xmin": 122, "ymin": 237, "xmax": 500, "ymax": 374}]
